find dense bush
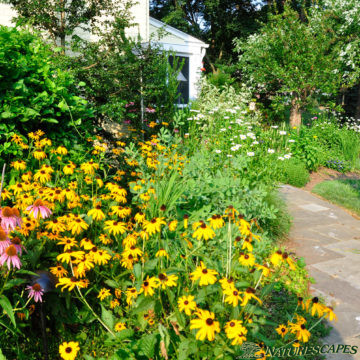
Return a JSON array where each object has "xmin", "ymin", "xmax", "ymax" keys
[
  {"xmin": 278, "ymin": 158, "xmax": 310, "ymax": 188},
  {"xmin": 0, "ymin": 26, "xmax": 93, "ymax": 136}
]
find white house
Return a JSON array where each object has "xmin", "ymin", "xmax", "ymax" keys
[{"xmin": 0, "ymin": 0, "xmax": 208, "ymax": 104}]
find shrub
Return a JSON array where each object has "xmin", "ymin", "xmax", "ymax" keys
[
  {"xmin": 279, "ymin": 158, "xmax": 310, "ymax": 188},
  {"xmin": 0, "ymin": 26, "xmax": 93, "ymax": 135}
]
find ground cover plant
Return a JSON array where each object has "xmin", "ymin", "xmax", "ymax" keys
[
  {"xmin": 0, "ymin": 129, "xmax": 336, "ymax": 359},
  {"xmin": 312, "ymin": 179, "xmax": 360, "ymax": 216}
]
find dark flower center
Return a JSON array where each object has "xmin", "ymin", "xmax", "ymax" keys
[
  {"xmin": 281, "ymin": 328, "xmax": 286, "ymax": 332},
  {"xmin": 200, "ymin": 223, "xmax": 206, "ymax": 228},
  {"xmin": 151, "ymin": 218, "xmax": 156, "ymax": 223},
  {"xmin": 144, "ymin": 281, "xmax": 149, "ymax": 287},
  {"xmin": 202, "ymin": 269, "xmax": 208, "ymax": 274},
  {"xmin": 233, "ymin": 291, "xmax": 238, "ymax": 296},
  {"xmin": 184, "ymin": 300, "xmax": 189, "ymax": 305},
  {"xmin": 244, "ymin": 255, "xmax": 249, "ymax": 260},
  {"xmin": 158, "ymin": 273, "xmax": 167, "ymax": 281},
  {"xmin": 65, "ymin": 347, "xmax": 72, "ymax": 353},
  {"xmin": 32, "ymin": 283, "xmax": 41, "ymax": 291},
  {"xmin": 312, "ymin": 297, "xmax": 319, "ymax": 303},
  {"xmin": 301, "ymin": 324, "xmax": 306, "ymax": 330},
  {"xmin": 230, "ymin": 322, "xmax": 235, "ymax": 327},
  {"xmin": 206, "ymin": 318, "xmax": 214, "ymax": 326}
]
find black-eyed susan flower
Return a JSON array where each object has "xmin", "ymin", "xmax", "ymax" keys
[
  {"xmin": 134, "ymin": 212, "xmax": 146, "ymax": 224},
  {"xmin": 192, "ymin": 222, "xmax": 215, "ymax": 241},
  {"xmin": 276, "ymin": 324, "xmax": 288, "ymax": 337},
  {"xmin": 45, "ymin": 219, "xmax": 67, "ymax": 233},
  {"xmin": 178, "ymin": 295, "xmax": 196, "ymax": 316},
  {"xmin": 190, "ymin": 261, "xmax": 218, "ymax": 286},
  {"xmin": 59, "ymin": 341, "xmax": 80, "ymax": 360},
  {"xmin": 57, "ymin": 237, "xmax": 77, "ymax": 251},
  {"xmin": 63, "ymin": 163, "xmax": 76, "ymax": 175},
  {"xmin": 126, "ymin": 287, "xmax": 138, "ymax": 305},
  {"xmin": 56, "ymin": 277, "xmax": 87, "ymax": 291},
  {"xmin": 155, "ymin": 248, "xmax": 169, "ymax": 259},
  {"xmin": 242, "ymin": 237, "xmax": 253, "ymax": 252},
  {"xmin": 56, "ymin": 146, "xmax": 68, "ymax": 155},
  {"xmin": 89, "ymin": 247, "xmax": 111, "ymax": 265},
  {"xmin": 270, "ymin": 250, "xmax": 283, "ymax": 266},
  {"xmin": 114, "ymin": 322, "xmax": 126, "ymax": 332},
  {"xmin": 190, "ymin": 309, "xmax": 220, "ymax": 341},
  {"xmin": 239, "ymin": 252, "xmax": 255, "ymax": 267},
  {"xmin": 323, "ymin": 306, "xmax": 337, "ymax": 322},
  {"xmin": 99, "ymin": 234, "xmax": 112, "ymax": 245},
  {"xmin": 67, "ymin": 217, "xmax": 89, "ymax": 235},
  {"xmin": 156, "ymin": 273, "xmax": 178, "ymax": 289},
  {"xmin": 183, "ymin": 214, "xmax": 189, "ymax": 229},
  {"xmin": 168, "ymin": 220, "xmax": 178, "ymax": 231},
  {"xmin": 57, "ymin": 250, "xmax": 85, "ymax": 264},
  {"xmin": 241, "ymin": 287, "xmax": 262, "ymax": 307},
  {"xmin": 110, "ymin": 206, "xmax": 131, "ymax": 218},
  {"xmin": 50, "ymin": 264, "xmax": 68, "ymax": 278},
  {"xmin": 306, "ymin": 297, "xmax": 325, "ymax": 317},
  {"xmin": 139, "ymin": 276, "xmax": 159, "ymax": 296},
  {"xmin": 224, "ymin": 288, "xmax": 243, "ymax": 307},
  {"xmin": 297, "ymin": 296, "xmax": 306, "ymax": 310},
  {"xmin": 110, "ymin": 299, "xmax": 120, "ymax": 309},
  {"xmin": 80, "ymin": 238, "xmax": 94, "ymax": 250},
  {"xmin": 282, "ymin": 252, "xmax": 296, "ymax": 270},
  {"xmin": 104, "ymin": 220, "xmax": 126, "ymax": 236},
  {"xmin": 33, "ymin": 149, "xmax": 46, "ymax": 160},
  {"xmin": 219, "ymin": 277, "xmax": 236, "ymax": 291},
  {"xmin": 11, "ymin": 160, "xmax": 26, "ymax": 171},
  {"xmin": 254, "ymin": 264, "xmax": 270, "ymax": 278},
  {"xmin": 80, "ymin": 160, "xmax": 99, "ymax": 175},
  {"xmin": 87, "ymin": 204, "xmax": 105, "ymax": 221},
  {"xmin": 143, "ymin": 217, "xmax": 166, "ymax": 236},
  {"xmin": 224, "ymin": 320, "xmax": 248, "ymax": 345},
  {"xmin": 208, "ymin": 215, "xmax": 225, "ymax": 230},
  {"xmin": 98, "ymin": 288, "xmax": 111, "ymax": 301}
]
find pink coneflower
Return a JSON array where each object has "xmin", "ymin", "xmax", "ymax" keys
[
  {"xmin": 125, "ymin": 101, "xmax": 134, "ymax": 108},
  {"xmin": 26, "ymin": 199, "xmax": 52, "ymax": 219},
  {"xmin": 0, "ymin": 245, "xmax": 22, "ymax": 270},
  {"xmin": 124, "ymin": 120, "xmax": 131, "ymax": 124},
  {"xmin": 0, "ymin": 207, "xmax": 22, "ymax": 230},
  {"xmin": 26, "ymin": 283, "xmax": 44, "ymax": 302},
  {"xmin": 145, "ymin": 107, "xmax": 156, "ymax": 113}
]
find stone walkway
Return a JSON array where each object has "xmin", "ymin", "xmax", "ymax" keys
[{"xmin": 280, "ymin": 185, "xmax": 360, "ymax": 360}]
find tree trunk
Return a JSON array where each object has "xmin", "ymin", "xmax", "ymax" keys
[
  {"xmin": 60, "ymin": 0, "xmax": 66, "ymax": 54},
  {"xmin": 355, "ymin": 83, "xmax": 360, "ymax": 120},
  {"xmin": 290, "ymin": 95, "xmax": 302, "ymax": 128}
]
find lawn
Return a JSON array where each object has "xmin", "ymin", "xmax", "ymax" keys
[{"xmin": 312, "ymin": 179, "xmax": 360, "ymax": 215}]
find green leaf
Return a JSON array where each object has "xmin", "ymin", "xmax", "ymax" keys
[
  {"xmin": 101, "ymin": 305, "xmax": 114, "ymax": 330},
  {"xmin": 0, "ymin": 295, "xmax": 16, "ymax": 328},
  {"xmin": 1, "ymin": 111, "xmax": 13, "ymax": 119},
  {"xmin": 132, "ymin": 297, "xmax": 155, "ymax": 315},
  {"xmin": 104, "ymin": 279, "xmax": 118, "ymax": 288},
  {"xmin": 139, "ymin": 333, "xmax": 157, "ymax": 358},
  {"xmin": 133, "ymin": 263, "xmax": 141, "ymax": 280},
  {"xmin": 0, "ymin": 347, "xmax": 7, "ymax": 360},
  {"xmin": 115, "ymin": 328, "xmax": 134, "ymax": 341},
  {"xmin": 4, "ymin": 278, "xmax": 26, "ymax": 290}
]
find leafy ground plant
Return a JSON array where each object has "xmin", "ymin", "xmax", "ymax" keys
[{"xmin": 312, "ymin": 179, "xmax": 360, "ymax": 216}]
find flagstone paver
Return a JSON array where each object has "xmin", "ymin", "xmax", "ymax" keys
[{"xmin": 280, "ymin": 185, "xmax": 360, "ymax": 360}]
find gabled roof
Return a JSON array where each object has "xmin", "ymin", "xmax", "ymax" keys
[{"xmin": 149, "ymin": 17, "xmax": 208, "ymax": 47}]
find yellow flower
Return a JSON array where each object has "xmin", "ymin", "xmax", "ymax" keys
[
  {"xmin": 57, "ymin": 237, "xmax": 78, "ymax": 251},
  {"xmin": 241, "ymin": 288, "xmax": 262, "ymax": 307},
  {"xmin": 80, "ymin": 160, "xmax": 99, "ymax": 175},
  {"xmin": 114, "ymin": 322, "xmax": 126, "ymax": 332},
  {"xmin": 323, "ymin": 306, "xmax": 337, "ymax": 322},
  {"xmin": 178, "ymin": 295, "xmax": 197, "ymax": 316},
  {"xmin": 276, "ymin": 324, "xmax": 288, "ymax": 337},
  {"xmin": 139, "ymin": 276, "xmax": 159, "ymax": 296},
  {"xmin": 224, "ymin": 288, "xmax": 243, "ymax": 307},
  {"xmin": 155, "ymin": 248, "xmax": 169, "ymax": 259},
  {"xmin": 56, "ymin": 146, "xmax": 68, "ymax": 155},
  {"xmin": 98, "ymin": 288, "xmax": 111, "ymax": 301},
  {"xmin": 33, "ymin": 169, "xmax": 51, "ymax": 184},
  {"xmin": 104, "ymin": 220, "xmax": 127, "ymax": 236},
  {"xmin": 11, "ymin": 160, "xmax": 26, "ymax": 171},
  {"xmin": 156, "ymin": 273, "xmax": 178, "ymax": 289},
  {"xmin": 87, "ymin": 205, "xmax": 106, "ymax": 221},
  {"xmin": 143, "ymin": 217, "xmax": 166, "ymax": 236},
  {"xmin": 33, "ymin": 149, "xmax": 46, "ymax": 160},
  {"xmin": 56, "ymin": 277, "xmax": 87, "ymax": 292},
  {"xmin": 208, "ymin": 214, "xmax": 225, "ymax": 230},
  {"xmin": 192, "ymin": 222, "xmax": 215, "ymax": 241},
  {"xmin": 168, "ymin": 220, "xmax": 178, "ymax": 231},
  {"xmin": 190, "ymin": 261, "xmax": 218, "ymax": 286},
  {"xmin": 59, "ymin": 341, "xmax": 80, "ymax": 360},
  {"xmin": 89, "ymin": 247, "xmax": 111, "ymax": 265},
  {"xmin": 126, "ymin": 287, "xmax": 138, "ymax": 305},
  {"xmin": 219, "ymin": 277, "xmax": 236, "ymax": 291},
  {"xmin": 50, "ymin": 264, "xmax": 68, "ymax": 278},
  {"xmin": 254, "ymin": 264, "xmax": 270, "ymax": 277},
  {"xmin": 270, "ymin": 250, "xmax": 283, "ymax": 266},
  {"xmin": 225, "ymin": 320, "xmax": 248, "ymax": 345},
  {"xmin": 67, "ymin": 217, "xmax": 89, "ymax": 235},
  {"xmin": 305, "ymin": 297, "xmax": 325, "ymax": 317},
  {"xmin": 134, "ymin": 212, "xmax": 146, "ymax": 223},
  {"xmin": 239, "ymin": 252, "xmax": 255, "ymax": 267},
  {"xmin": 190, "ymin": 309, "xmax": 220, "ymax": 341}
]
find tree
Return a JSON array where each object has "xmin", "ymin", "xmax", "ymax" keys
[
  {"xmin": 7, "ymin": 0, "xmax": 132, "ymax": 53},
  {"xmin": 235, "ymin": 4, "xmax": 349, "ymax": 127},
  {"xmin": 150, "ymin": 0, "xmax": 262, "ymax": 71}
]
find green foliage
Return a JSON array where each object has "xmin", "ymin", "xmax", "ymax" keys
[
  {"xmin": 0, "ymin": 26, "xmax": 93, "ymax": 136},
  {"xmin": 278, "ymin": 158, "xmax": 310, "ymax": 187}
]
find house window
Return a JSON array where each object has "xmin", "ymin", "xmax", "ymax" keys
[{"xmin": 169, "ymin": 55, "xmax": 190, "ymax": 104}]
